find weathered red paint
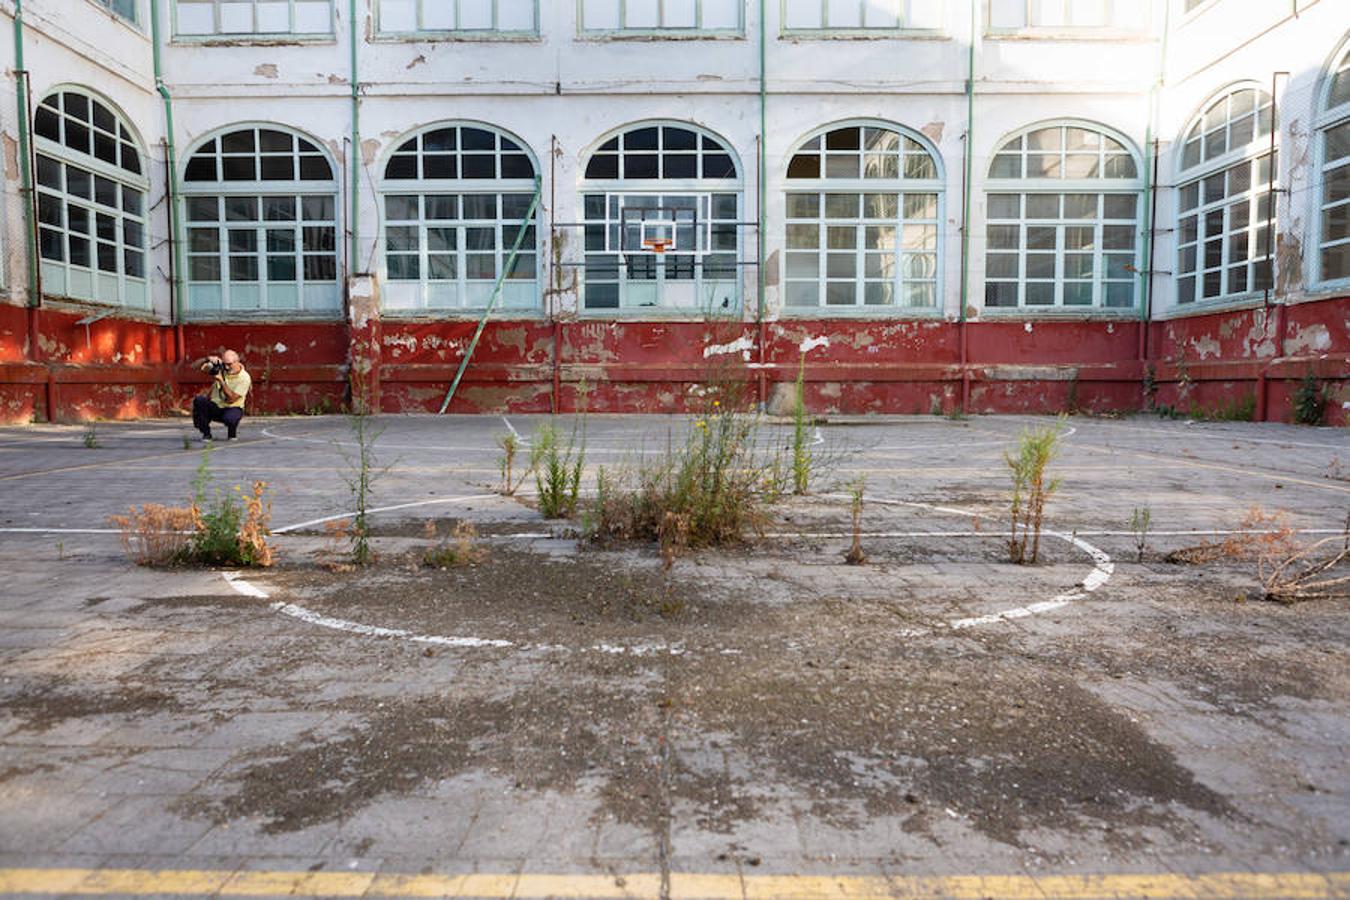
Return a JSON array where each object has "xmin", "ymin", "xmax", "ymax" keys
[{"xmin": 1, "ymin": 296, "xmax": 1345, "ymax": 425}]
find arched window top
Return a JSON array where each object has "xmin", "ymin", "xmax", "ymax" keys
[
  {"xmin": 787, "ymin": 122, "xmax": 938, "ymax": 181},
  {"xmin": 1326, "ymin": 44, "xmax": 1350, "ymax": 113},
  {"xmin": 1180, "ymin": 87, "xmax": 1274, "ymax": 173},
  {"xmin": 185, "ymin": 126, "xmax": 334, "ymax": 185},
  {"xmin": 384, "ymin": 123, "xmax": 537, "ymax": 182},
  {"xmin": 584, "ymin": 123, "xmax": 739, "ymax": 181},
  {"xmin": 34, "ymin": 88, "xmax": 143, "ymax": 179},
  {"xmin": 989, "ymin": 123, "xmax": 1138, "ymax": 180}
]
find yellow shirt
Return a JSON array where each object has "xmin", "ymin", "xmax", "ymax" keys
[{"xmin": 210, "ymin": 367, "xmax": 251, "ymax": 409}]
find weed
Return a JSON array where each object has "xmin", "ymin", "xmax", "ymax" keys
[
  {"xmin": 1065, "ymin": 375, "xmax": 1080, "ymax": 415},
  {"xmin": 82, "ymin": 423, "xmax": 99, "ymax": 449},
  {"xmin": 945, "ymin": 405, "xmax": 968, "ymax": 422},
  {"xmin": 181, "ymin": 434, "xmax": 192, "ymax": 450},
  {"xmin": 792, "ymin": 355, "xmax": 813, "ymax": 495},
  {"xmin": 534, "ymin": 418, "xmax": 586, "ymax": 519},
  {"xmin": 341, "ymin": 411, "xmax": 383, "ymax": 566},
  {"xmin": 56, "ymin": 541, "xmax": 64, "ymax": 561},
  {"xmin": 189, "ymin": 481, "xmax": 275, "ymax": 567},
  {"xmin": 109, "ymin": 449, "xmax": 273, "ymax": 568},
  {"xmin": 423, "ymin": 520, "xmax": 488, "ymax": 569},
  {"xmin": 589, "ymin": 408, "xmax": 772, "ymax": 553},
  {"xmin": 1006, "ymin": 420, "xmax": 1065, "ymax": 565},
  {"xmin": 497, "ymin": 433, "xmax": 529, "ymax": 495},
  {"xmin": 1142, "ymin": 363, "xmax": 1157, "ymax": 410},
  {"xmin": 843, "ymin": 477, "xmax": 867, "ymax": 566},
  {"xmin": 1129, "ymin": 505, "xmax": 1152, "ymax": 562},
  {"xmin": 1293, "ymin": 370, "xmax": 1327, "ymax": 426}
]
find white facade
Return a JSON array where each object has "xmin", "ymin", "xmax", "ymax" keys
[{"xmin": 0, "ymin": 0, "xmax": 1345, "ymax": 323}]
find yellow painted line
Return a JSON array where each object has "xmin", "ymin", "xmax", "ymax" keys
[{"xmin": 0, "ymin": 868, "xmax": 1344, "ymax": 898}]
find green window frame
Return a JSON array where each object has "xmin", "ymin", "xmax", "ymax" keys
[
  {"xmin": 580, "ymin": 123, "xmax": 742, "ymax": 313},
  {"xmin": 1317, "ymin": 46, "xmax": 1350, "ymax": 284},
  {"xmin": 380, "ymin": 124, "xmax": 540, "ymax": 313},
  {"xmin": 781, "ymin": 0, "xmax": 942, "ymax": 32},
  {"xmin": 984, "ymin": 123, "xmax": 1142, "ymax": 310},
  {"xmin": 182, "ymin": 126, "xmax": 342, "ymax": 316},
  {"xmin": 1176, "ymin": 89, "xmax": 1276, "ymax": 305},
  {"xmin": 378, "ymin": 0, "xmax": 537, "ymax": 34},
  {"xmin": 174, "ymin": 0, "xmax": 334, "ymax": 36},
  {"xmin": 579, "ymin": 0, "xmax": 743, "ymax": 34},
  {"xmin": 784, "ymin": 123, "xmax": 943, "ymax": 310},
  {"xmin": 33, "ymin": 89, "xmax": 149, "ymax": 310}
]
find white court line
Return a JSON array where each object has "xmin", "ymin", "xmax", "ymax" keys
[
  {"xmin": 222, "ymin": 571, "xmax": 694, "ymax": 656},
  {"xmin": 500, "ymin": 416, "xmax": 530, "ymax": 446},
  {"xmin": 273, "ymin": 494, "xmax": 501, "ymax": 534},
  {"xmin": 221, "ymin": 491, "xmax": 1119, "ymax": 652}
]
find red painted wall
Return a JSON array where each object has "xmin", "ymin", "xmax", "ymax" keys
[{"xmin": 1, "ymin": 296, "xmax": 1345, "ymax": 425}]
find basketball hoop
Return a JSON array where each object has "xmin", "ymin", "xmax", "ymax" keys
[{"xmin": 641, "ymin": 237, "xmax": 674, "ymax": 255}]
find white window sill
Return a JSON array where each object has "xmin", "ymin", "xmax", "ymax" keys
[
  {"xmin": 576, "ymin": 30, "xmax": 745, "ymax": 42},
  {"xmin": 371, "ymin": 30, "xmax": 540, "ymax": 43},
  {"xmin": 779, "ymin": 29, "xmax": 949, "ymax": 41},
  {"xmin": 171, "ymin": 33, "xmax": 337, "ymax": 45}
]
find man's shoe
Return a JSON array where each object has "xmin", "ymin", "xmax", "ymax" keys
[{"xmin": 198, "ymin": 434, "xmax": 214, "ymax": 442}]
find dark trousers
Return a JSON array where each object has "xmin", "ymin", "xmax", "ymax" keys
[{"xmin": 193, "ymin": 395, "xmax": 244, "ymax": 439}]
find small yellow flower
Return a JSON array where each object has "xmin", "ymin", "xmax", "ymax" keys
[{"xmin": 713, "ymin": 400, "xmax": 720, "ymax": 407}]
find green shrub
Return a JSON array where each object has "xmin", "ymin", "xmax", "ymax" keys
[{"xmin": 534, "ymin": 419, "xmax": 586, "ymax": 519}]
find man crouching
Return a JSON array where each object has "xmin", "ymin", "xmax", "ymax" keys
[{"xmin": 192, "ymin": 349, "xmax": 251, "ymax": 442}]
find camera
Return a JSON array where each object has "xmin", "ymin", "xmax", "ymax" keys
[{"xmin": 204, "ymin": 359, "xmax": 227, "ymax": 377}]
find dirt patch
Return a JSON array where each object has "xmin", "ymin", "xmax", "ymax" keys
[
  {"xmin": 176, "ymin": 596, "xmax": 1239, "ymax": 850},
  {"xmin": 0, "ymin": 678, "xmax": 181, "ymax": 733}
]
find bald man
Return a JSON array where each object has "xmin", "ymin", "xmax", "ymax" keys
[{"xmin": 192, "ymin": 349, "xmax": 252, "ymax": 442}]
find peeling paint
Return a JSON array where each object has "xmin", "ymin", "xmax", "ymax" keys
[
  {"xmin": 406, "ymin": 54, "xmax": 427, "ymax": 70},
  {"xmin": 798, "ymin": 335, "xmax": 830, "ymax": 353},
  {"xmin": 254, "ymin": 63, "xmax": 279, "ymax": 79},
  {"xmin": 1285, "ymin": 322, "xmax": 1331, "ymax": 355},
  {"xmin": 1276, "ymin": 231, "xmax": 1304, "ymax": 296},
  {"xmin": 703, "ymin": 335, "xmax": 754, "ymax": 360},
  {"xmin": 361, "ymin": 138, "xmax": 381, "ymax": 166},
  {"xmin": 921, "ymin": 122, "xmax": 944, "ymax": 144},
  {"xmin": 1190, "ymin": 335, "xmax": 1221, "ymax": 360},
  {"xmin": 2, "ymin": 134, "xmax": 17, "ymax": 180}
]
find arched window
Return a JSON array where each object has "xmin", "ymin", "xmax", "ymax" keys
[
  {"xmin": 182, "ymin": 126, "xmax": 340, "ymax": 315},
  {"xmin": 380, "ymin": 123, "xmax": 539, "ymax": 312},
  {"xmin": 784, "ymin": 121, "xmax": 941, "ymax": 309},
  {"xmin": 1318, "ymin": 43, "xmax": 1350, "ymax": 284},
  {"xmin": 984, "ymin": 122, "xmax": 1141, "ymax": 309},
  {"xmin": 33, "ymin": 89, "xmax": 149, "ymax": 309},
  {"xmin": 1176, "ymin": 87, "xmax": 1275, "ymax": 305},
  {"xmin": 581, "ymin": 123, "xmax": 741, "ymax": 312}
]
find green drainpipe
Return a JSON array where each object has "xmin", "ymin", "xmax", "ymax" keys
[
  {"xmin": 958, "ymin": 0, "xmax": 976, "ymax": 323},
  {"xmin": 757, "ymin": 0, "xmax": 766, "ymax": 325},
  {"xmin": 349, "ymin": 0, "xmax": 361, "ymax": 273},
  {"xmin": 1140, "ymin": 0, "xmax": 1171, "ymax": 325},
  {"xmin": 148, "ymin": 0, "xmax": 185, "ymax": 325},
  {"xmin": 13, "ymin": 0, "xmax": 38, "ymax": 307}
]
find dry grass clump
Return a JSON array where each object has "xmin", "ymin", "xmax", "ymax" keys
[
  {"xmin": 1166, "ymin": 507, "xmax": 1296, "ymax": 565},
  {"xmin": 423, "ymin": 520, "xmax": 488, "ymax": 569},
  {"xmin": 108, "ymin": 504, "xmax": 199, "ymax": 566},
  {"xmin": 1259, "ymin": 512, "xmax": 1350, "ymax": 604}
]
